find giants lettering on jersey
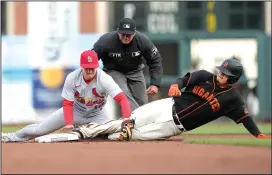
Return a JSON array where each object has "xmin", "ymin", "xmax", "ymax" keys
[
  {"xmin": 74, "ymin": 88, "xmax": 105, "ymax": 109},
  {"xmin": 192, "ymin": 85, "xmax": 220, "ymax": 112}
]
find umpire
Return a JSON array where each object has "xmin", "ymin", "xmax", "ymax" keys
[{"xmin": 92, "ymin": 18, "xmax": 163, "ymax": 111}]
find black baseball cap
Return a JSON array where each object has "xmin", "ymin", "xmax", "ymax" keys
[{"xmin": 117, "ymin": 18, "xmax": 136, "ymax": 35}]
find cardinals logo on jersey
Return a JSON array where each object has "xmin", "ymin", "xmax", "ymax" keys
[
  {"xmin": 75, "ymin": 90, "xmax": 91, "ymax": 104},
  {"xmin": 92, "ymin": 88, "xmax": 104, "ymax": 98},
  {"xmin": 74, "ymin": 88, "xmax": 105, "ymax": 109}
]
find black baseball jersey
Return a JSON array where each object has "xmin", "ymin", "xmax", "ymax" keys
[
  {"xmin": 92, "ymin": 31, "xmax": 163, "ymax": 87},
  {"xmin": 173, "ymin": 70, "xmax": 249, "ymax": 131}
]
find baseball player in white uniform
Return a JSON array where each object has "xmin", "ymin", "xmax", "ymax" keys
[
  {"xmin": 2, "ymin": 50, "xmax": 131, "ymax": 142},
  {"xmin": 71, "ymin": 97, "xmax": 183, "ymax": 141}
]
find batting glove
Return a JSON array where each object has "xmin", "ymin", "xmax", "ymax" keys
[
  {"xmin": 257, "ymin": 133, "xmax": 271, "ymax": 139},
  {"xmin": 168, "ymin": 84, "xmax": 181, "ymax": 97}
]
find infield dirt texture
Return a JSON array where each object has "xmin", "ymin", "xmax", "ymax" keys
[{"xmin": 2, "ymin": 134, "xmax": 271, "ymax": 174}]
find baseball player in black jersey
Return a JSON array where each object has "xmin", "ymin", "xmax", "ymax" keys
[
  {"xmin": 168, "ymin": 58, "xmax": 267, "ymax": 137},
  {"xmin": 92, "ymin": 18, "xmax": 163, "ymax": 111},
  {"xmin": 41, "ymin": 58, "xmax": 270, "ymax": 142}
]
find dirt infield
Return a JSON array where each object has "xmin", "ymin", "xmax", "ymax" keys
[{"xmin": 2, "ymin": 135, "xmax": 271, "ymax": 174}]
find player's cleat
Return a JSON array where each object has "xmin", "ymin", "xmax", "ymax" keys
[
  {"xmin": 118, "ymin": 126, "xmax": 132, "ymax": 141},
  {"xmin": 2, "ymin": 133, "xmax": 19, "ymax": 142}
]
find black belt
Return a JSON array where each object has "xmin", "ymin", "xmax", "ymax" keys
[{"xmin": 172, "ymin": 104, "xmax": 186, "ymax": 132}]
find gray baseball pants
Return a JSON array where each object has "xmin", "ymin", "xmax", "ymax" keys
[
  {"xmin": 106, "ymin": 70, "xmax": 148, "ymax": 111},
  {"xmin": 11, "ymin": 108, "xmax": 110, "ymax": 141}
]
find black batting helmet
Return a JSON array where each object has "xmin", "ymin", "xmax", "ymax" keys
[{"xmin": 216, "ymin": 58, "xmax": 244, "ymax": 84}]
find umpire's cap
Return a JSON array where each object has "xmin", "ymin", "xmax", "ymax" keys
[
  {"xmin": 216, "ymin": 58, "xmax": 244, "ymax": 84},
  {"xmin": 117, "ymin": 18, "xmax": 136, "ymax": 35},
  {"xmin": 80, "ymin": 50, "xmax": 99, "ymax": 68}
]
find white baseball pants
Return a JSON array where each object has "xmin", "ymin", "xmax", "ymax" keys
[{"xmin": 77, "ymin": 98, "xmax": 183, "ymax": 141}]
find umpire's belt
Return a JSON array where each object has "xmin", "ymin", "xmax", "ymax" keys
[{"xmin": 172, "ymin": 104, "xmax": 186, "ymax": 132}]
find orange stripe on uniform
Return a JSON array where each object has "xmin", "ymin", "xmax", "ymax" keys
[
  {"xmin": 185, "ymin": 72, "xmax": 192, "ymax": 88},
  {"xmin": 180, "ymin": 102, "xmax": 208, "ymax": 120},
  {"xmin": 179, "ymin": 87, "xmax": 233, "ymax": 120},
  {"xmin": 212, "ymin": 75, "xmax": 216, "ymax": 92},
  {"xmin": 177, "ymin": 102, "xmax": 198, "ymax": 115},
  {"xmin": 236, "ymin": 115, "xmax": 248, "ymax": 123}
]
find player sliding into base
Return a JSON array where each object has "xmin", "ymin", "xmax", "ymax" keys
[
  {"xmin": 33, "ymin": 58, "xmax": 270, "ymax": 143},
  {"xmin": 2, "ymin": 50, "xmax": 132, "ymax": 142}
]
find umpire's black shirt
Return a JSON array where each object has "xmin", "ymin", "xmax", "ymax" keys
[{"xmin": 92, "ymin": 31, "xmax": 163, "ymax": 87}]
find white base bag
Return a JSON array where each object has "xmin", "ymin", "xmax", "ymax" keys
[{"xmin": 35, "ymin": 133, "xmax": 80, "ymax": 143}]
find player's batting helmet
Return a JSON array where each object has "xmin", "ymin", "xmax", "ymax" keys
[{"xmin": 216, "ymin": 58, "xmax": 244, "ymax": 84}]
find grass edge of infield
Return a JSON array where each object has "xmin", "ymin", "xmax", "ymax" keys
[{"xmin": 183, "ymin": 138, "xmax": 272, "ymax": 147}]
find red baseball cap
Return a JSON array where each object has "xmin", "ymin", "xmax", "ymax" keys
[{"xmin": 80, "ymin": 50, "xmax": 99, "ymax": 68}]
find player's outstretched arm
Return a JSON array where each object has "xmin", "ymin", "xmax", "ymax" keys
[
  {"xmin": 101, "ymin": 71, "xmax": 131, "ymax": 119},
  {"xmin": 227, "ymin": 98, "xmax": 270, "ymax": 139},
  {"xmin": 241, "ymin": 116, "xmax": 270, "ymax": 139},
  {"xmin": 113, "ymin": 92, "xmax": 131, "ymax": 119},
  {"xmin": 61, "ymin": 72, "xmax": 76, "ymax": 129}
]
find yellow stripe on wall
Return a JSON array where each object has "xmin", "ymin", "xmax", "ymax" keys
[
  {"xmin": 95, "ymin": 2, "xmax": 109, "ymax": 33},
  {"xmin": 6, "ymin": 2, "xmax": 15, "ymax": 35}
]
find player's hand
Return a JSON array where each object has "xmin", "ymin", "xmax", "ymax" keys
[
  {"xmin": 146, "ymin": 85, "xmax": 158, "ymax": 96},
  {"xmin": 168, "ymin": 84, "xmax": 181, "ymax": 96},
  {"xmin": 257, "ymin": 133, "xmax": 271, "ymax": 139},
  {"xmin": 123, "ymin": 118, "xmax": 131, "ymax": 121},
  {"xmin": 121, "ymin": 118, "xmax": 135, "ymax": 129},
  {"xmin": 60, "ymin": 125, "xmax": 74, "ymax": 132}
]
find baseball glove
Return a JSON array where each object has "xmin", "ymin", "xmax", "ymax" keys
[{"xmin": 118, "ymin": 119, "xmax": 135, "ymax": 141}]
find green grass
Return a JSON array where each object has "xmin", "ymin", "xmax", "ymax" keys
[
  {"xmin": 184, "ymin": 138, "xmax": 272, "ymax": 148},
  {"xmin": 2, "ymin": 123, "xmax": 271, "ymax": 148},
  {"xmin": 185, "ymin": 122, "xmax": 271, "ymax": 135},
  {"xmin": 183, "ymin": 122, "xmax": 271, "ymax": 147},
  {"xmin": 1, "ymin": 125, "xmax": 26, "ymax": 133},
  {"xmin": 2, "ymin": 122, "xmax": 271, "ymax": 134}
]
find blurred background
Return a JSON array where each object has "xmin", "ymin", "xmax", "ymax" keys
[{"xmin": 1, "ymin": 1, "xmax": 271, "ymax": 125}]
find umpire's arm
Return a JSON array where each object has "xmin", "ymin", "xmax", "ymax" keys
[
  {"xmin": 141, "ymin": 36, "xmax": 163, "ymax": 88},
  {"xmin": 92, "ymin": 36, "xmax": 106, "ymax": 60}
]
